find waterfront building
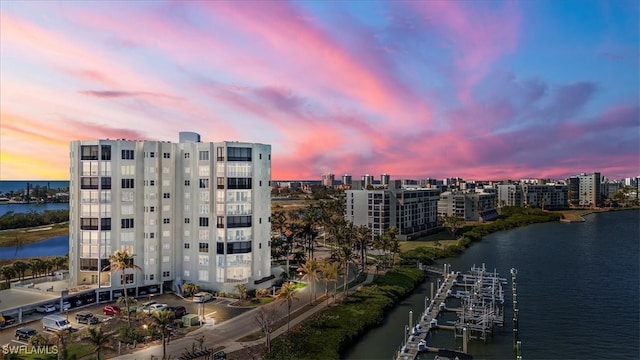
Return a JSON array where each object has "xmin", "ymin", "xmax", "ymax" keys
[
  {"xmin": 438, "ymin": 191, "xmax": 499, "ymax": 221},
  {"xmin": 521, "ymin": 184, "xmax": 568, "ymax": 209},
  {"xmin": 345, "ymin": 185, "xmax": 439, "ymax": 240},
  {"xmin": 69, "ymin": 132, "xmax": 273, "ymax": 300},
  {"xmin": 577, "ymin": 172, "xmax": 602, "ymax": 207},
  {"xmin": 497, "ymin": 184, "xmax": 524, "ymax": 207}
]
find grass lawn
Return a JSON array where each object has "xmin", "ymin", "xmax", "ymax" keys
[
  {"xmin": 399, "ymin": 229, "xmax": 458, "ymax": 252},
  {"xmin": 0, "ymin": 223, "xmax": 69, "ymax": 247}
]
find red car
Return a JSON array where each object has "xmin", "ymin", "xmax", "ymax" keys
[{"xmin": 103, "ymin": 305, "xmax": 121, "ymax": 316}]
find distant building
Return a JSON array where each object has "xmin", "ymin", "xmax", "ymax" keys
[
  {"xmin": 345, "ymin": 186, "xmax": 440, "ymax": 240},
  {"xmin": 380, "ymin": 173, "xmax": 390, "ymax": 187},
  {"xmin": 342, "ymin": 174, "xmax": 352, "ymax": 186},
  {"xmin": 321, "ymin": 173, "xmax": 335, "ymax": 187},
  {"xmin": 577, "ymin": 172, "xmax": 601, "ymax": 207},
  {"xmin": 438, "ymin": 191, "xmax": 498, "ymax": 222},
  {"xmin": 497, "ymin": 183, "xmax": 568, "ymax": 209},
  {"xmin": 361, "ymin": 174, "xmax": 374, "ymax": 189},
  {"xmin": 69, "ymin": 132, "xmax": 273, "ymax": 301}
]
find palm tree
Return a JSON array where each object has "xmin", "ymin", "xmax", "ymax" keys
[
  {"xmin": 182, "ymin": 282, "xmax": 200, "ymax": 297},
  {"xmin": 319, "ymin": 260, "xmax": 339, "ymax": 305},
  {"xmin": 85, "ymin": 327, "xmax": 112, "ymax": 360},
  {"xmin": 385, "ymin": 226, "xmax": 400, "ymax": 267},
  {"xmin": 29, "ymin": 258, "xmax": 43, "ymax": 278},
  {"xmin": 1, "ymin": 266, "xmax": 16, "ymax": 285},
  {"xmin": 103, "ymin": 249, "xmax": 142, "ymax": 327},
  {"xmin": 52, "ymin": 256, "xmax": 67, "ymax": 271},
  {"xmin": 337, "ymin": 245, "xmax": 356, "ymax": 299},
  {"xmin": 148, "ymin": 309, "xmax": 175, "ymax": 359},
  {"xmin": 276, "ymin": 282, "xmax": 299, "ymax": 332},
  {"xmin": 13, "ymin": 261, "xmax": 28, "ymax": 280},
  {"xmin": 299, "ymin": 259, "xmax": 320, "ymax": 305},
  {"xmin": 52, "ymin": 329, "xmax": 70, "ymax": 360},
  {"xmin": 354, "ymin": 225, "xmax": 372, "ymax": 272}
]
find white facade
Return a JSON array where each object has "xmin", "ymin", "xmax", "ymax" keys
[
  {"xmin": 345, "ymin": 187, "xmax": 439, "ymax": 241},
  {"xmin": 69, "ymin": 133, "xmax": 272, "ymax": 298}
]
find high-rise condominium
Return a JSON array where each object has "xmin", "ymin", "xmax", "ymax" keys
[{"xmin": 69, "ymin": 132, "xmax": 272, "ymax": 300}]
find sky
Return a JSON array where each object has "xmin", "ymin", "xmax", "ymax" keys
[{"xmin": 1, "ymin": 0, "xmax": 638, "ymax": 181}]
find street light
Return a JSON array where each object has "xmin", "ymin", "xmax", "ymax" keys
[{"xmin": 424, "ymin": 296, "xmax": 429, "ymax": 314}]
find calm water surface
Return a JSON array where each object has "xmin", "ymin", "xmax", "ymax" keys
[{"xmin": 345, "ymin": 210, "xmax": 640, "ymax": 360}]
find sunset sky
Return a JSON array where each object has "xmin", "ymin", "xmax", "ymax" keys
[{"xmin": 1, "ymin": 0, "xmax": 638, "ymax": 181}]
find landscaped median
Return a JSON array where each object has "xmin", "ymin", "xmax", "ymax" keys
[{"xmin": 265, "ymin": 267, "xmax": 425, "ymax": 360}]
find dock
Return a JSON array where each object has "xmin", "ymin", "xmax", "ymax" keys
[{"xmin": 395, "ymin": 264, "xmax": 512, "ymax": 360}]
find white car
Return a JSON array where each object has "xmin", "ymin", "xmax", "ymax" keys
[
  {"xmin": 36, "ymin": 304, "xmax": 56, "ymax": 313},
  {"xmin": 54, "ymin": 301, "xmax": 71, "ymax": 311},
  {"xmin": 192, "ymin": 292, "xmax": 214, "ymax": 303},
  {"xmin": 145, "ymin": 303, "xmax": 168, "ymax": 314}
]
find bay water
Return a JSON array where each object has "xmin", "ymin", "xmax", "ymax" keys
[{"xmin": 345, "ymin": 210, "xmax": 640, "ymax": 360}]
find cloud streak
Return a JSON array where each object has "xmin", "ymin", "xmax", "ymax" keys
[{"xmin": 0, "ymin": 0, "xmax": 637, "ymax": 181}]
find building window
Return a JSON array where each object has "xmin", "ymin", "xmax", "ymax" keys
[
  {"xmin": 228, "ymin": 216, "xmax": 252, "ymax": 228},
  {"xmin": 121, "ymin": 273, "xmax": 134, "ymax": 285},
  {"xmin": 227, "ymin": 241, "xmax": 252, "ymax": 254},
  {"xmin": 150, "ymin": 180, "xmax": 155, "ymax": 186},
  {"xmin": 101, "ymin": 177, "xmax": 111, "ymax": 189},
  {"xmin": 163, "ymin": 271, "xmax": 170, "ymax": 278},
  {"xmin": 163, "ymin": 193, "xmax": 170, "ymax": 199},
  {"xmin": 121, "ymin": 178, "xmax": 134, "ymax": 189},
  {"xmin": 100, "ymin": 218, "xmax": 111, "ymax": 230},
  {"xmin": 198, "ymin": 255, "xmax": 209, "ymax": 265},
  {"xmin": 227, "ymin": 178, "xmax": 252, "ymax": 189},
  {"xmin": 163, "ymin": 218, "xmax": 170, "ymax": 224},
  {"xmin": 81, "ymin": 145, "xmax": 99, "ymax": 160},
  {"xmin": 81, "ymin": 177, "xmax": 99, "ymax": 189},
  {"xmin": 121, "ymin": 218, "xmax": 134, "ymax": 228},
  {"xmin": 121, "ymin": 149, "xmax": 134, "ymax": 160},
  {"xmin": 185, "ymin": 218, "xmax": 190, "ymax": 224},
  {"xmin": 198, "ymin": 242, "xmax": 209, "ymax": 253},
  {"xmin": 198, "ymin": 270, "xmax": 209, "ymax": 282},
  {"xmin": 199, "ymin": 179, "xmax": 210, "ymax": 189},
  {"xmin": 163, "ymin": 152, "xmax": 170, "ymax": 159},
  {"xmin": 185, "ymin": 180, "xmax": 190, "ymax": 186},
  {"xmin": 184, "ymin": 270, "xmax": 190, "ymax": 277},
  {"xmin": 216, "ymin": 243, "xmax": 224, "ymax": 254},
  {"xmin": 227, "ymin": 147, "xmax": 252, "ymax": 161},
  {"xmin": 101, "ymin": 145, "xmax": 111, "ymax": 160},
  {"xmin": 185, "ymin": 153, "xmax": 190, "ymax": 159},
  {"xmin": 216, "ymin": 147, "xmax": 224, "ymax": 161},
  {"xmin": 80, "ymin": 218, "xmax": 99, "ymax": 230},
  {"xmin": 216, "ymin": 216, "xmax": 224, "ymax": 228},
  {"xmin": 199, "ymin": 217, "xmax": 209, "ymax": 227},
  {"xmin": 217, "ymin": 177, "xmax": 225, "ymax": 189},
  {"xmin": 184, "ymin": 243, "xmax": 190, "ymax": 249},
  {"xmin": 149, "ymin": 152, "xmax": 156, "ymax": 158},
  {"xmin": 199, "ymin": 151, "xmax": 209, "ymax": 161}
]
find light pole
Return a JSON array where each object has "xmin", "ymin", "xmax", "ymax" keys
[{"xmin": 424, "ymin": 296, "xmax": 429, "ymax": 314}]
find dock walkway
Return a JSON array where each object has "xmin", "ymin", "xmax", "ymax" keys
[{"xmin": 396, "ymin": 270, "xmax": 458, "ymax": 360}]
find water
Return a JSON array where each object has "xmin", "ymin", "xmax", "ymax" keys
[
  {"xmin": 345, "ymin": 210, "xmax": 640, "ymax": 360},
  {"xmin": 0, "ymin": 202, "xmax": 70, "ymax": 258},
  {"xmin": 0, "ymin": 235, "xmax": 69, "ymax": 259},
  {"xmin": 0, "ymin": 180, "xmax": 69, "ymax": 194}
]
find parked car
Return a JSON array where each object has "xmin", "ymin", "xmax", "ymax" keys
[
  {"xmin": 192, "ymin": 292, "xmax": 214, "ymax": 303},
  {"xmin": 75, "ymin": 312, "xmax": 100, "ymax": 325},
  {"xmin": 145, "ymin": 303, "xmax": 168, "ymax": 314},
  {"xmin": 168, "ymin": 306, "xmax": 187, "ymax": 318},
  {"xmin": 55, "ymin": 301, "xmax": 71, "ymax": 311},
  {"xmin": 15, "ymin": 327, "xmax": 37, "ymax": 341},
  {"xmin": 0, "ymin": 314, "xmax": 16, "ymax": 327},
  {"xmin": 103, "ymin": 305, "xmax": 121, "ymax": 316},
  {"xmin": 36, "ymin": 304, "xmax": 57, "ymax": 313}
]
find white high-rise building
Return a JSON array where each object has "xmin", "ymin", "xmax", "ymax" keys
[{"xmin": 69, "ymin": 132, "xmax": 272, "ymax": 300}]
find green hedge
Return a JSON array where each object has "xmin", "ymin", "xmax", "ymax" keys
[{"xmin": 266, "ymin": 267, "xmax": 425, "ymax": 360}]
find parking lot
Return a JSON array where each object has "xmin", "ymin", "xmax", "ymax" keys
[{"xmin": 0, "ymin": 292, "xmax": 251, "ymax": 348}]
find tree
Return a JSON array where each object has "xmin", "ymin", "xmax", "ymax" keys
[
  {"xmin": 276, "ymin": 282, "xmax": 299, "ymax": 332},
  {"xmin": 337, "ymin": 245, "xmax": 356, "ymax": 299},
  {"xmin": 298, "ymin": 259, "xmax": 320, "ymax": 305},
  {"xmin": 235, "ymin": 283, "xmax": 248, "ymax": 300},
  {"xmin": 29, "ymin": 258, "xmax": 43, "ymax": 278},
  {"xmin": 52, "ymin": 329, "xmax": 71, "ymax": 360},
  {"xmin": 385, "ymin": 226, "xmax": 400, "ymax": 267},
  {"xmin": 12, "ymin": 261, "xmax": 28, "ymax": 280},
  {"xmin": 103, "ymin": 249, "xmax": 142, "ymax": 327},
  {"xmin": 85, "ymin": 327, "xmax": 112, "ymax": 360},
  {"xmin": 441, "ymin": 214, "xmax": 464, "ymax": 238},
  {"xmin": 319, "ymin": 260, "xmax": 339, "ymax": 305},
  {"xmin": 1, "ymin": 266, "xmax": 16, "ymax": 285},
  {"xmin": 148, "ymin": 309, "xmax": 175, "ymax": 359},
  {"xmin": 255, "ymin": 307, "xmax": 279, "ymax": 353},
  {"xmin": 52, "ymin": 256, "xmax": 67, "ymax": 271},
  {"xmin": 354, "ymin": 225, "xmax": 372, "ymax": 272}
]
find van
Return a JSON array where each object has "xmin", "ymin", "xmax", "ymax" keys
[{"xmin": 42, "ymin": 315, "xmax": 71, "ymax": 332}]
